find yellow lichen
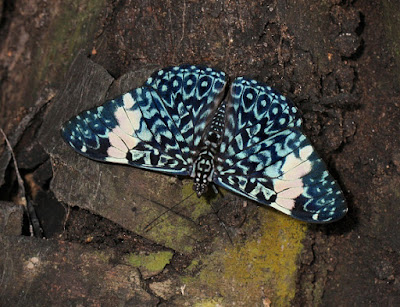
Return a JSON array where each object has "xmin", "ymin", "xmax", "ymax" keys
[
  {"xmin": 127, "ymin": 251, "xmax": 173, "ymax": 273},
  {"xmin": 181, "ymin": 182, "xmax": 214, "ymax": 221},
  {"xmin": 147, "ymin": 215, "xmax": 195, "ymax": 253},
  {"xmin": 222, "ymin": 210, "xmax": 307, "ymax": 305},
  {"xmin": 181, "ymin": 208, "xmax": 307, "ymax": 306}
]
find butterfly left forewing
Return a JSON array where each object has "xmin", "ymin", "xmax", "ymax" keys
[
  {"xmin": 62, "ymin": 86, "xmax": 191, "ymax": 175},
  {"xmin": 214, "ymin": 77, "xmax": 347, "ymax": 223}
]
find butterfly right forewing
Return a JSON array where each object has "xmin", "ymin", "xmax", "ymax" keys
[{"xmin": 213, "ymin": 77, "xmax": 347, "ymax": 223}]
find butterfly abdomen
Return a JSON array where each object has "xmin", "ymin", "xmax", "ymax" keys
[{"xmin": 191, "ymin": 98, "xmax": 229, "ymax": 197}]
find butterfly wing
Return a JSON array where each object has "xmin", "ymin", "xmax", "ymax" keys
[
  {"xmin": 213, "ymin": 77, "xmax": 347, "ymax": 223},
  {"xmin": 62, "ymin": 65, "xmax": 227, "ymax": 175},
  {"xmin": 145, "ymin": 65, "xmax": 227, "ymax": 156}
]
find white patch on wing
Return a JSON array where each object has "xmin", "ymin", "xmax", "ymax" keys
[
  {"xmin": 273, "ymin": 179, "xmax": 303, "ymax": 193},
  {"xmin": 108, "ymin": 132, "xmax": 128, "ymax": 152},
  {"xmin": 299, "ymin": 145, "xmax": 313, "ymax": 160},
  {"xmin": 126, "ymin": 109, "xmax": 142, "ymax": 130},
  {"xmin": 278, "ymin": 186, "xmax": 304, "ymax": 199},
  {"xmin": 112, "ymin": 126, "xmax": 139, "ymax": 149},
  {"xmin": 272, "ymin": 145, "xmax": 314, "ymax": 211},
  {"xmin": 280, "ymin": 152, "xmax": 302, "ymax": 173},
  {"xmin": 115, "ymin": 107, "xmax": 134, "ymax": 135},
  {"xmin": 105, "ymin": 156, "xmax": 128, "ymax": 163},
  {"xmin": 275, "ymin": 198, "xmax": 295, "ymax": 209},
  {"xmin": 123, "ymin": 93, "xmax": 135, "ymax": 109},
  {"xmin": 107, "ymin": 146, "xmax": 126, "ymax": 159},
  {"xmin": 283, "ymin": 160, "xmax": 312, "ymax": 180}
]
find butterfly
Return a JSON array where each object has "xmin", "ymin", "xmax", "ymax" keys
[{"xmin": 61, "ymin": 64, "xmax": 347, "ymax": 223}]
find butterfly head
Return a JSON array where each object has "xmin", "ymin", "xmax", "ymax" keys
[{"xmin": 193, "ymin": 182, "xmax": 208, "ymax": 197}]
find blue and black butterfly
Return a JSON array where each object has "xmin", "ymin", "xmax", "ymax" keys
[{"xmin": 61, "ymin": 65, "xmax": 347, "ymax": 223}]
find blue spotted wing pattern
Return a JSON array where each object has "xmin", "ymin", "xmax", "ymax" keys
[
  {"xmin": 62, "ymin": 65, "xmax": 347, "ymax": 223},
  {"xmin": 62, "ymin": 65, "xmax": 227, "ymax": 175},
  {"xmin": 214, "ymin": 78, "xmax": 347, "ymax": 222}
]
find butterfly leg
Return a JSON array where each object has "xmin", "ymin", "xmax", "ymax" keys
[
  {"xmin": 211, "ymin": 184, "xmax": 219, "ymax": 195},
  {"xmin": 209, "ymin": 201, "xmax": 233, "ymax": 244}
]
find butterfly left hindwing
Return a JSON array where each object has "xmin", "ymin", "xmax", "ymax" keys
[{"xmin": 214, "ymin": 77, "xmax": 347, "ymax": 223}]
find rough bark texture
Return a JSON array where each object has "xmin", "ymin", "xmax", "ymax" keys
[{"xmin": 0, "ymin": 0, "xmax": 399, "ymax": 306}]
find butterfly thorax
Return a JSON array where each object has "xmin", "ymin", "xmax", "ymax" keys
[
  {"xmin": 192, "ymin": 151, "xmax": 214, "ymax": 197},
  {"xmin": 192, "ymin": 102, "xmax": 226, "ymax": 197}
]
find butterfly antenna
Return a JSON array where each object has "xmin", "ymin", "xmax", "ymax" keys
[
  {"xmin": 144, "ymin": 191, "xmax": 196, "ymax": 232},
  {"xmin": 209, "ymin": 185, "xmax": 233, "ymax": 243},
  {"xmin": 209, "ymin": 199, "xmax": 234, "ymax": 245}
]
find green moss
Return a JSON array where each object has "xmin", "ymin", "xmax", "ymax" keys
[
  {"xmin": 382, "ymin": 1, "xmax": 400, "ymax": 87},
  {"xmin": 127, "ymin": 251, "xmax": 173, "ymax": 273},
  {"xmin": 181, "ymin": 182, "xmax": 213, "ymax": 221},
  {"xmin": 147, "ymin": 215, "xmax": 195, "ymax": 254},
  {"xmin": 140, "ymin": 181, "xmax": 214, "ymax": 254},
  {"xmin": 93, "ymin": 250, "xmax": 111, "ymax": 264},
  {"xmin": 31, "ymin": 0, "xmax": 107, "ymax": 94},
  {"xmin": 126, "ymin": 179, "xmax": 215, "ymax": 254},
  {"xmin": 181, "ymin": 209, "xmax": 308, "ymax": 305},
  {"xmin": 193, "ymin": 298, "xmax": 223, "ymax": 307},
  {"xmin": 185, "ymin": 259, "xmax": 200, "ymax": 273}
]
